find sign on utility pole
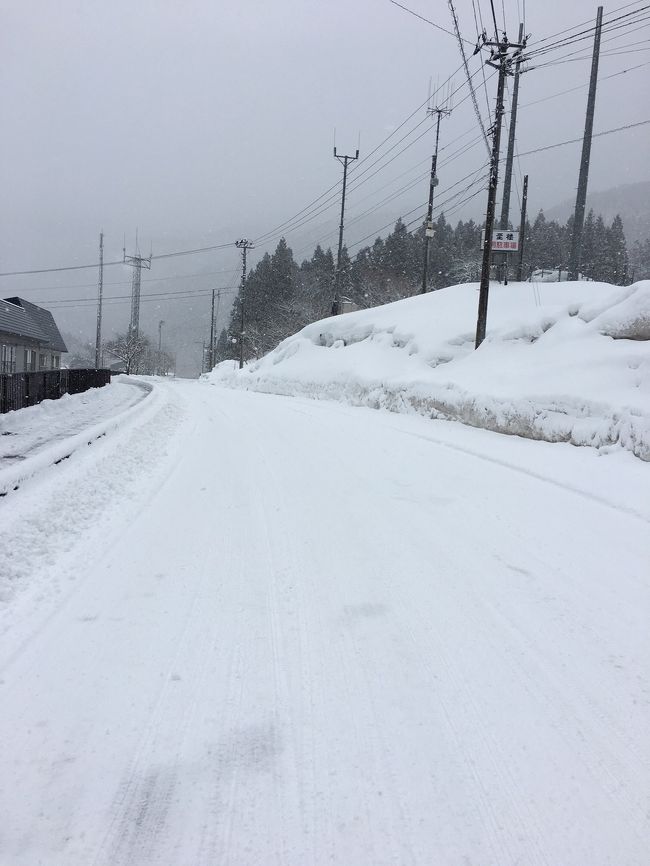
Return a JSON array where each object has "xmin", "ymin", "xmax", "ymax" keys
[{"xmin": 481, "ymin": 229, "xmax": 520, "ymax": 252}]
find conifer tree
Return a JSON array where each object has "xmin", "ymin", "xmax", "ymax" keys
[{"xmin": 606, "ymin": 215, "xmax": 628, "ymax": 285}]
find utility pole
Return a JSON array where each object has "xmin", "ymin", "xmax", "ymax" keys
[
  {"xmin": 516, "ymin": 174, "xmax": 529, "ymax": 281},
  {"xmin": 158, "ymin": 319, "xmax": 164, "ymax": 374},
  {"xmin": 123, "ymin": 239, "xmax": 152, "ymax": 338},
  {"xmin": 235, "ymin": 239, "xmax": 254, "ymax": 369},
  {"xmin": 213, "ymin": 290, "xmax": 222, "ymax": 363},
  {"xmin": 208, "ymin": 289, "xmax": 216, "ymax": 370},
  {"xmin": 94, "ymin": 231, "xmax": 104, "ymax": 368},
  {"xmin": 332, "ymin": 146, "xmax": 359, "ymax": 315},
  {"xmin": 499, "ymin": 22, "xmax": 525, "ymax": 283},
  {"xmin": 475, "ymin": 31, "xmax": 526, "ymax": 349},
  {"xmin": 569, "ymin": 6, "xmax": 603, "ymax": 281},
  {"xmin": 421, "ymin": 101, "xmax": 452, "ymax": 294}
]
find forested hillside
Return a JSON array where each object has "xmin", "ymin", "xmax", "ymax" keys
[{"xmin": 220, "ymin": 209, "xmax": 650, "ymax": 362}]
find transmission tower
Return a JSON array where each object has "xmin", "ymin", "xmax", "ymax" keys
[{"xmin": 123, "ymin": 241, "xmax": 152, "ymax": 338}]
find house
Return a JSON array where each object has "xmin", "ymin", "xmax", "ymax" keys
[{"xmin": 0, "ymin": 297, "xmax": 68, "ymax": 374}]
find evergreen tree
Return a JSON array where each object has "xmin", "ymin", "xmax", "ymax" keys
[
  {"xmin": 591, "ymin": 215, "xmax": 610, "ymax": 281},
  {"xmin": 214, "ymin": 328, "xmax": 230, "ymax": 363},
  {"xmin": 606, "ymin": 215, "xmax": 628, "ymax": 285},
  {"xmin": 630, "ymin": 238, "xmax": 650, "ymax": 281},
  {"xmin": 581, "ymin": 210, "xmax": 596, "ymax": 278}
]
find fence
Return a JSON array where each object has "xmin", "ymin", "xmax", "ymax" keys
[{"xmin": 0, "ymin": 368, "xmax": 112, "ymax": 414}]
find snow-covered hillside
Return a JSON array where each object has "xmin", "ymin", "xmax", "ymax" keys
[{"xmin": 210, "ymin": 279, "xmax": 650, "ymax": 459}]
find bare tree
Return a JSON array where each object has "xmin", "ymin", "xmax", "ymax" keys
[{"xmin": 105, "ymin": 332, "xmax": 150, "ymax": 374}]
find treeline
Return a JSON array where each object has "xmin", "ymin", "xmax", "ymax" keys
[{"xmin": 217, "ymin": 209, "xmax": 648, "ymax": 363}]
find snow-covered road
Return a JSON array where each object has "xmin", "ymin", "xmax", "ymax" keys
[{"xmin": 0, "ymin": 379, "xmax": 648, "ymax": 865}]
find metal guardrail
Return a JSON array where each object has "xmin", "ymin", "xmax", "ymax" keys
[{"xmin": 0, "ymin": 369, "xmax": 111, "ymax": 414}]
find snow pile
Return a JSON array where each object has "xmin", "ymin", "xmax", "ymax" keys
[
  {"xmin": 0, "ymin": 377, "xmax": 152, "ymax": 497},
  {"xmin": 208, "ymin": 280, "xmax": 650, "ymax": 460}
]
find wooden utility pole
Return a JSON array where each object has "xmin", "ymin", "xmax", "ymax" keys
[
  {"xmin": 332, "ymin": 147, "xmax": 359, "ymax": 315},
  {"xmin": 516, "ymin": 174, "xmax": 529, "ymax": 281},
  {"xmin": 421, "ymin": 103, "xmax": 451, "ymax": 294},
  {"xmin": 235, "ymin": 239, "xmax": 254, "ymax": 369},
  {"xmin": 475, "ymin": 32, "xmax": 526, "ymax": 349},
  {"xmin": 568, "ymin": 6, "xmax": 603, "ymax": 281},
  {"xmin": 499, "ymin": 22, "xmax": 525, "ymax": 283},
  {"xmin": 157, "ymin": 319, "xmax": 164, "ymax": 375},
  {"xmin": 94, "ymin": 231, "xmax": 104, "ymax": 368},
  {"xmin": 208, "ymin": 289, "xmax": 216, "ymax": 370}
]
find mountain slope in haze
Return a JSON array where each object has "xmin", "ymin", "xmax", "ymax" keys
[{"xmin": 545, "ymin": 181, "xmax": 650, "ymax": 244}]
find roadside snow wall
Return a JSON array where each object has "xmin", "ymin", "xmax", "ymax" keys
[{"xmin": 208, "ymin": 280, "xmax": 650, "ymax": 460}]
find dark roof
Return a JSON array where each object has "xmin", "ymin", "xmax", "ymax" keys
[{"xmin": 0, "ymin": 297, "xmax": 68, "ymax": 353}]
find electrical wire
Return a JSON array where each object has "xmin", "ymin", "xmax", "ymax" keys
[
  {"xmin": 41, "ymin": 287, "xmax": 237, "ymax": 311},
  {"xmin": 513, "ymin": 117, "xmax": 650, "ymax": 158},
  {"xmin": 519, "ymin": 59, "xmax": 650, "ymax": 107},
  {"xmin": 388, "ymin": 0, "xmax": 475, "ymax": 45}
]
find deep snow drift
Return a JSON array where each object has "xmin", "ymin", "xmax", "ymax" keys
[{"xmin": 210, "ymin": 279, "xmax": 650, "ymax": 459}]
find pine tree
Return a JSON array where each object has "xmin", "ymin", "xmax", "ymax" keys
[
  {"xmin": 214, "ymin": 328, "xmax": 230, "ymax": 363},
  {"xmin": 606, "ymin": 215, "xmax": 628, "ymax": 285},
  {"xmin": 591, "ymin": 215, "xmax": 609, "ymax": 281},
  {"xmin": 581, "ymin": 210, "xmax": 596, "ymax": 278}
]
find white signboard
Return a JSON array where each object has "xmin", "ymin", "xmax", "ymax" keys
[
  {"xmin": 491, "ymin": 230, "xmax": 519, "ymax": 251},
  {"xmin": 481, "ymin": 229, "xmax": 520, "ymax": 251}
]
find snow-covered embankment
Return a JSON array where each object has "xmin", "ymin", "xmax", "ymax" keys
[{"xmin": 208, "ymin": 280, "xmax": 650, "ymax": 460}]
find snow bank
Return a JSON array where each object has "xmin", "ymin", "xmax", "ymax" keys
[
  {"xmin": 0, "ymin": 377, "xmax": 153, "ymax": 497},
  {"xmin": 208, "ymin": 280, "xmax": 650, "ymax": 460}
]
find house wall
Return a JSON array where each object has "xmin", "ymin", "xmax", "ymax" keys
[{"xmin": 0, "ymin": 332, "xmax": 61, "ymax": 373}]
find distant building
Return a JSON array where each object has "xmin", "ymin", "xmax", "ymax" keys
[{"xmin": 0, "ymin": 297, "xmax": 68, "ymax": 374}]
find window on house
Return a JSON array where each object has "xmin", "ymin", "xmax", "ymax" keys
[
  {"xmin": 3, "ymin": 345, "xmax": 16, "ymax": 373},
  {"xmin": 51, "ymin": 354, "xmax": 60, "ymax": 369},
  {"xmin": 39, "ymin": 353, "xmax": 47, "ymax": 370},
  {"xmin": 24, "ymin": 349, "xmax": 36, "ymax": 372}
]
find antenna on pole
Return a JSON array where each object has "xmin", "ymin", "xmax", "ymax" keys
[
  {"xmin": 421, "ymin": 84, "xmax": 453, "ymax": 295},
  {"xmin": 331, "ymin": 142, "xmax": 360, "ymax": 315}
]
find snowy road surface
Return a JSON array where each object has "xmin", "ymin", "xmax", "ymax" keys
[{"xmin": 0, "ymin": 379, "xmax": 649, "ymax": 865}]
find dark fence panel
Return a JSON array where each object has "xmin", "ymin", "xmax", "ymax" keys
[{"xmin": 0, "ymin": 368, "xmax": 112, "ymax": 414}]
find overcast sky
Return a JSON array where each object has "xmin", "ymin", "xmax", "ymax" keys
[{"xmin": 1, "ymin": 0, "xmax": 648, "ymax": 369}]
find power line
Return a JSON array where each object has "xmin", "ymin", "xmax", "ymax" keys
[
  {"xmin": 253, "ymin": 64, "xmax": 470, "ymax": 248},
  {"xmin": 388, "ymin": 0, "xmax": 475, "ymax": 45},
  {"xmin": 527, "ymin": 2, "xmax": 649, "ymax": 51},
  {"xmin": 448, "ymin": 0, "xmax": 492, "ymax": 157},
  {"xmin": 515, "ymin": 117, "xmax": 650, "ymax": 158},
  {"xmin": 0, "ymin": 240, "xmax": 236, "ymax": 278},
  {"xmin": 519, "ymin": 59, "xmax": 650, "ymax": 107},
  {"xmin": 522, "ymin": 5, "xmax": 650, "ymax": 62},
  {"xmin": 39, "ymin": 286, "xmax": 237, "ymax": 309}
]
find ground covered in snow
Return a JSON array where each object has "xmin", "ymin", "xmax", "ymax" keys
[
  {"xmin": 0, "ymin": 379, "xmax": 648, "ymax": 865},
  {"xmin": 0, "ymin": 375, "xmax": 149, "ymax": 466},
  {"xmin": 211, "ymin": 279, "xmax": 650, "ymax": 460}
]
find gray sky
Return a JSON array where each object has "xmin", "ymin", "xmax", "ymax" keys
[{"xmin": 1, "ymin": 0, "xmax": 648, "ymax": 372}]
